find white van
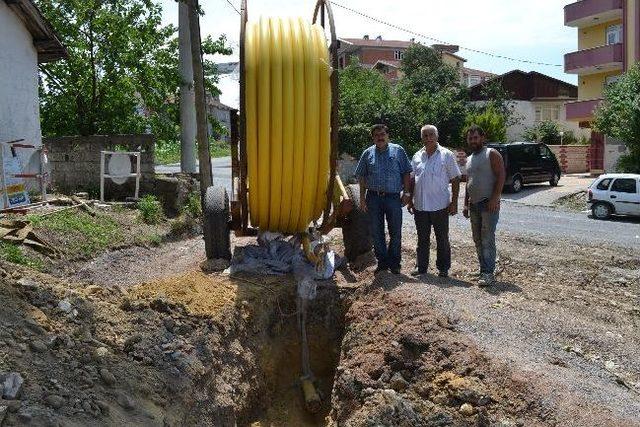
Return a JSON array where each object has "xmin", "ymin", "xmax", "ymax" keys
[{"xmin": 588, "ymin": 173, "xmax": 640, "ymax": 220}]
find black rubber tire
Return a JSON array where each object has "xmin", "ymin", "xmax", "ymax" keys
[
  {"xmin": 550, "ymin": 172, "xmax": 560, "ymax": 187},
  {"xmin": 510, "ymin": 175, "xmax": 523, "ymax": 193},
  {"xmin": 203, "ymin": 185, "xmax": 231, "ymax": 260},
  {"xmin": 342, "ymin": 184, "xmax": 372, "ymax": 262},
  {"xmin": 591, "ymin": 202, "xmax": 612, "ymax": 220}
]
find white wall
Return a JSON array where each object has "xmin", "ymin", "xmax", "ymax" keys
[
  {"xmin": 0, "ymin": 1, "xmax": 42, "ymax": 166},
  {"xmin": 472, "ymin": 100, "xmax": 590, "ymax": 143},
  {"xmin": 604, "ymin": 137, "xmax": 629, "ymax": 172}
]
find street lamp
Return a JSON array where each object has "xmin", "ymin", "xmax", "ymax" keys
[{"xmin": 559, "ymin": 131, "xmax": 564, "ymax": 146}]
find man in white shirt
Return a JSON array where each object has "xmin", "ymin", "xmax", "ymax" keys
[{"xmin": 407, "ymin": 125, "xmax": 462, "ymax": 277}]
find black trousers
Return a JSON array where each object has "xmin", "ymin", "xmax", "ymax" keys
[{"xmin": 414, "ymin": 208, "xmax": 451, "ymax": 273}]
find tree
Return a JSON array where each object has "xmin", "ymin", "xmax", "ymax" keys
[
  {"xmin": 463, "ymin": 107, "xmax": 507, "ymax": 143},
  {"xmin": 594, "ymin": 64, "xmax": 640, "ymax": 173},
  {"xmin": 37, "ymin": 0, "xmax": 231, "ymax": 145},
  {"xmin": 395, "ymin": 44, "xmax": 468, "ymax": 152},
  {"xmin": 338, "ymin": 59, "xmax": 392, "ymax": 156},
  {"xmin": 475, "ymin": 78, "xmax": 522, "ymax": 129}
]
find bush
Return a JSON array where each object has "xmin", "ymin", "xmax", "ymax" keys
[
  {"xmin": 339, "ymin": 124, "xmax": 372, "ymax": 159},
  {"xmin": 616, "ymin": 152, "xmax": 640, "ymax": 174},
  {"xmin": 137, "ymin": 195, "xmax": 164, "ymax": 224},
  {"xmin": 181, "ymin": 191, "xmax": 202, "ymax": 218},
  {"xmin": 463, "ymin": 107, "xmax": 507, "ymax": 143}
]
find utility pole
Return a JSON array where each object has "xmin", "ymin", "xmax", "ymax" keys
[
  {"xmin": 179, "ymin": 1, "xmax": 197, "ymax": 173},
  {"xmin": 187, "ymin": 0, "xmax": 213, "ymax": 193}
]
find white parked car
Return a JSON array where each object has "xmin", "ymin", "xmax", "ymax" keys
[{"xmin": 588, "ymin": 173, "xmax": 640, "ymax": 220}]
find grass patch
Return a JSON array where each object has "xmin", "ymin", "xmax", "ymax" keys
[
  {"xmin": 137, "ymin": 195, "xmax": 164, "ymax": 225},
  {"xmin": 0, "ymin": 242, "xmax": 44, "ymax": 270},
  {"xmin": 155, "ymin": 140, "xmax": 231, "ymax": 165},
  {"xmin": 28, "ymin": 210, "xmax": 124, "ymax": 258}
]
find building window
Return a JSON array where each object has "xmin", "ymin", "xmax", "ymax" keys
[
  {"xmin": 394, "ymin": 50, "xmax": 404, "ymax": 60},
  {"xmin": 468, "ymin": 75, "xmax": 482, "ymax": 86},
  {"xmin": 605, "ymin": 74, "xmax": 621, "ymax": 86},
  {"xmin": 606, "ymin": 24, "xmax": 622, "ymax": 45},
  {"xmin": 535, "ymin": 105, "xmax": 560, "ymax": 122}
]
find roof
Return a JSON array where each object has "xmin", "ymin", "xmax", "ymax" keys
[
  {"xmin": 4, "ymin": 0, "xmax": 67, "ymax": 63},
  {"xmin": 462, "ymin": 67, "xmax": 496, "ymax": 78},
  {"xmin": 469, "ymin": 70, "xmax": 578, "ymax": 101},
  {"xmin": 340, "ymin": 38, "xmax": 413, "ymax": 49},
  {"xmin": 597, "ymin": 173, "xmax": 640, "ymax": 179},
  {"xmin": 373, "ymin": 59, "xmax": 401, "ymax": 69}
]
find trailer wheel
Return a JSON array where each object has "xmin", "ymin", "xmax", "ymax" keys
[
  {"xmin": 203, "ymin": 185, "xmax": 231, "ymax": 260},
  {"xmin": 342, "ymin": 184, "xmax": 372, "ymax": 262}
]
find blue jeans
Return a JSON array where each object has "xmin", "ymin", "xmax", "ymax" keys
[
  {"xmin": 366, "ymin": 192, "xmax": 402, "ymax": 270},
  {"xmin": 469, "ymin": 199, "xmax": 500, "ymax": 274}
]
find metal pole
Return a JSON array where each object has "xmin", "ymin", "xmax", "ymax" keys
[{"xmin": 179, "ymin": 1, "xmax": 197, "ymax": 173}]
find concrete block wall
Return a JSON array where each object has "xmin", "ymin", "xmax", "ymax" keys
[
  {"xmin": 548, "ymin": 145, "xmax": 590, "ymax": 174},
  {"xmin": 43, "ymin": 134, "xmax": 155, "ymax": 197}
]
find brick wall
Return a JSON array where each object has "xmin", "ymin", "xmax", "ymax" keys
[
  {"xmin": 548, "ymin": 145, "xmax": 590, "ymax": 174},
  {"xmin": 43, "ymin": 134, "xmax": 155, "ymax": 196}
]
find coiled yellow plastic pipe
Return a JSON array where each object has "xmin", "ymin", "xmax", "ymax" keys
[{"xmin": 245, "ymin": 16, "xmax": 331, "ymax": 233}]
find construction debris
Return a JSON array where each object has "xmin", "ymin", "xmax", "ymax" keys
[{"xmin": 0, "ymin": 219, "xmax": 57, "ymax": 256}]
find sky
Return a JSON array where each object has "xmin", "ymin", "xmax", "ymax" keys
[{"xmin": 159, "ymin": 0, "xmax": 578, "ymax": 108}]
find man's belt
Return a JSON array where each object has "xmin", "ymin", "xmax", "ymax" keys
[{"xmin": 367, "ymin": 189, "xmax": 399, "ymax": 197}]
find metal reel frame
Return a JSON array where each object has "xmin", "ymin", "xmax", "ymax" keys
[{"xmin": 232, "ymin": 0, "xmax": 340, "ymax": 236}]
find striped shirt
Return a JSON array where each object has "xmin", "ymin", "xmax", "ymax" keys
[{"xmin": 355, "ymin": 143, "xmax": 412, "ymax": 193}]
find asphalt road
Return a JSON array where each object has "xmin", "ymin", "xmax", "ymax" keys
[{"xmin": 157, "ymin": 157, "xmax": 640, "ymax": 249}]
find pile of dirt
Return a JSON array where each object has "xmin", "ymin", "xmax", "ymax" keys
[
  {"xmin": 0, "ymin": 258, "xmax": 343, "ymax": 427},
  {"xmin": 330, "ymin": 278, "xmax": 555, "ymax": 426}
]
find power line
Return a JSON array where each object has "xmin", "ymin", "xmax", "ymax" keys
[
  {"xmin": 222, "ymin": 0, "xmax": 241, "ymax": 15},
  {"xmin": 329, "ymin": 0, "xmax": 563, "ymax": 68}
]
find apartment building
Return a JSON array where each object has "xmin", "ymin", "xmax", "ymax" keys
[
  {"xmin": 338, "ymin": 36, "xmax": 494, "ymax": 86},
  {"xmin": 564, "ymin": 0, "xmax": 639, "ymax": 172}
]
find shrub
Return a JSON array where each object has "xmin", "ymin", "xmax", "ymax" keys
[
  {"xmin": 462, "ymin": 107, "xmax": 507, "ymax": 143},
  {"xmin": 137, "ymin": 195, "xmax": 164, "ymax": 224}
]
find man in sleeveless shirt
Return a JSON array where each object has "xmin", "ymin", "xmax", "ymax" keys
[
  {"xmin": 463, "ymin": 125, "xmax": 505, "ymax": 286},
  {"xmin": 355, "ymin": 124, "xmax": 412, "ymax": 274},
  {"xmin": 407, "ymin": 125, "xmax": 461, "ymax": 278}
]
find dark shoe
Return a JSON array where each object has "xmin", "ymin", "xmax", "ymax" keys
[
  {"xmin": 374, "ymin": 266, "xmax": 388, "ymax": 274},
  {"xmin": 411, "ymin": 269, "xmax": 426, "ymax": 277},
  {"xmin": 438, "ymin": 270, "xmax": 449, "ymax": 278},
  {"xmin": 390, "ymin": 268, "xmax": 401, "ymax": 274}
]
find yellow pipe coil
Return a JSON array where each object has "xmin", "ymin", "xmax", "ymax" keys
[{"xmin": 245, "ymin": 17, "xmax": 331, "ymax": 233}]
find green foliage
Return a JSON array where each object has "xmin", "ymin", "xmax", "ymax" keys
[
  {"xmin": 37, "ymin": 0, "xmax": 232, "ymax": 147},
  {"xmin": 522, "ymin": 121, "xmax": 563, "ymax": 145},
  {"xmin": 463, "ymin": 107, "xmax": 507, "ymax": 143},
  {"xmin": 476, "ymin": 78, "xmax": 522, "ymax": 129},
  {"xmin": 616, "ymin": 152, "xmax": 640, "ymax": 174},
  {"xmin": 28, "ymin": 210, "xmax": 123, "ymax": 258},
  {"xmin": 137, "ymin": 195, "xmax": 164, "ymax": 224},
  {"xmin": 338, "ymin": 45, "xmax": 468, "ymax": 156},
  {"xmin": 0, "ymin": 242, "xmax": 43, "ymax": 270},
  {"xmin": 181, "ymin": 191, "xmax": 202, "ymax": 218},
  {"xmin": 155, "ymin": 138, "xmax": 230, "ymax": 165},
  {"xmin": 594, "ymin": 64, "xmax": 640, "ymax": 172}
]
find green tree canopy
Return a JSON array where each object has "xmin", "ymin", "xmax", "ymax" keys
[
  {"xmin": 594, "ymin": 64, "xmax": 640, "ymax": 172},
  {"xmin": 37, "ymin": 0, "xmax": 231, "ymax": 144}
]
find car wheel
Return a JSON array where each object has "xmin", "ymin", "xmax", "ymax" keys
[
  {"xmin": 510, "ymin": 175, "xmax": 523, "ymax": 193},
  {"xmin": 550, "ymin": 172, "xmax": 560, "ymax": 187},
  {"xmin": 591, "ymin": 202, "xmax": 612, "ymax": 220}
]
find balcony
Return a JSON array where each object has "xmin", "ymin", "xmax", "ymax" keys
[
  {"xmin": 565, "ymin": 99, "xmax": 603, "ymax": 121},
  {"xmin": 565, "ymin": 0, "xmax": 623, "ymax": 28},
  {"xmin": 564, "ymin": 43, "xmax": 623, "ymax": 75}
]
